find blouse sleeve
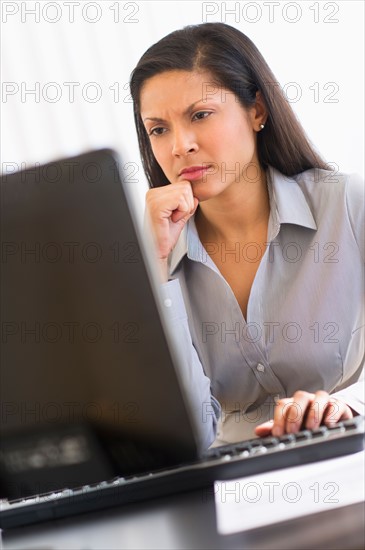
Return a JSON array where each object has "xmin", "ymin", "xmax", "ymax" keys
[
  {"xmin": 158, "ymin": 278, "xmax": 221, "ymax": 448},
  {"xmin": 331, "ymin": 173, "xmax": 365, "ymax": 414},
  {"xmin": 331, "ymin": 360, "xmax": 364, "ymax": 416}
]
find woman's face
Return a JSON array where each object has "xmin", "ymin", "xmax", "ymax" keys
[{"xmin": 140, "ymin": 70, "xmax": 264, "ymax": 202}]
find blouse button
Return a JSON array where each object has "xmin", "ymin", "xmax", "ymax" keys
[{"xmin": 257, "ymin": 363, "xmax": 265, "ymax": 372}]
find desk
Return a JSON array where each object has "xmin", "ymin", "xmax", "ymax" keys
[{"xmin": 2, "ymin": 489, "xmax": 364, "ymax": 549}]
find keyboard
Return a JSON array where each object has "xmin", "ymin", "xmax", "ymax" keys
[{"xmin": 1, "ymin": 416, "xmax": 364, "ymax": 529}]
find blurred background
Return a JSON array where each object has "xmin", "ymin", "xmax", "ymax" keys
[{"xmin": 1, "ymin": 0, "xmax": 364, "ymax": 216}]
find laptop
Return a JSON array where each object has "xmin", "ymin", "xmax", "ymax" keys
[{"xmin": 1, "ymin": 149, "xmax": 364, "ymax": 529}]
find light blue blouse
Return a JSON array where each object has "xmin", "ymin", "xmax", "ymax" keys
[{"xmin": 159, "ymin": 166, "xmax": 364, "ymax": 446}]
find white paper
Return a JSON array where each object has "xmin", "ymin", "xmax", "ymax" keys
[{"xmin": 214, "ymin": 451, "xmax": 365, "ymax": 535}]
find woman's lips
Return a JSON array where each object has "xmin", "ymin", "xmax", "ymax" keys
[{"xmin": 179, "ymin": 165, "xmax": 212, "ymax": 181}]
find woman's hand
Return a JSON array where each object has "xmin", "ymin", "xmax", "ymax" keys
[
  {"xmin": 145, "ymin": 180, "xmax": 198, "ymax": 281},
  {"xmin": 255, "ymin": 390, "xmax": 353, "ymax": 437}
]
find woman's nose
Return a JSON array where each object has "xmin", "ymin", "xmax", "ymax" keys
[{"xmin": 171, "ymin": 128, "xmax": 198, "ymax": 157}]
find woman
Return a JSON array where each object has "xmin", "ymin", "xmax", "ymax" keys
[{"xmin": 130, "ymin": 22, "xmax": 364, "ymax": 447}]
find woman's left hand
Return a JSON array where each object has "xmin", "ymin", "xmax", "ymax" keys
[{"xmin": 255, "ymin": 390, "xmax": 353, "ymax": 437}]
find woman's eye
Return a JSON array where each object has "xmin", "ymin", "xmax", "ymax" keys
[
  {"xmin": 148, "ymin": 127, "xmax": 166, "ymax": 136},
  {"xmin": 192, "ymin": 111, "xmax": 211, "ymax": 121}
]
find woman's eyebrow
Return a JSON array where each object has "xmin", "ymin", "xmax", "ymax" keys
[{"xmin": 143, "ymin": 99, "xmax": 213, "ymax": 123}]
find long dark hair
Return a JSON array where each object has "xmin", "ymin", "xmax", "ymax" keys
[{"xmin": 130, "ymin": 22, "xmax": 330, "ymax": 188}]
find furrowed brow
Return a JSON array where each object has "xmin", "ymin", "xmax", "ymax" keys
[{"xmin": 143, "ymin": 99, "xmax": 207, "ymax": 123}]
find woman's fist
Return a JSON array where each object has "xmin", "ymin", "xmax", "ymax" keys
[{"xmin": 145, "ymin": 180, "xmax": 198, "ymax": 279}]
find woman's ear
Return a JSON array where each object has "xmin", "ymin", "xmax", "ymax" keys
[{"xmin": 250, "ymin": 91, "xmax": 268, "ymax": 131}]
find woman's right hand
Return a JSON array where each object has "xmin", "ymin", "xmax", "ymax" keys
[{"xmin": 145, "ymin": 180, "xmax": 198, "ymax": 281}]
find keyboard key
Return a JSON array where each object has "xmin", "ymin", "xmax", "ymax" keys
[
  {"xmin": 294, "ymin": 430, "xmax": 312, "ymax": 441},
  {"xmin": 278, "ymin": 434, "xmax": 296, "ymax": 444},
  {"xmin": 311, "ymin": 427, "xmax": 328, "ymax": 438},
  {"xmin": 235, "ymin": 444, "xmax": 251, "ymax": 453},
  {"xmin": 260, "ymin": 437, "xmax": 280, "ymax": 448}
]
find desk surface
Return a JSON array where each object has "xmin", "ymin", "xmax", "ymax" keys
[{"xmin": 2, "ymin": 489, "xmax": 364, "ymax": 550}]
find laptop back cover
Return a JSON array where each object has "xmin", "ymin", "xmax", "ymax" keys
[{"xmin": 0, "ymin": 149, "xmax": 201, "ymax": 495}]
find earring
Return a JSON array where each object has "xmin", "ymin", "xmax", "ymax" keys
[{"xmin": 260, "ymin": 123, "xmax": 265, "ymax": 130}]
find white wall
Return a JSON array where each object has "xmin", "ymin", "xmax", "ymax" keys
[{"xmin": 1, "ymin": 0, "xmax": 364, "ymax": 214}]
